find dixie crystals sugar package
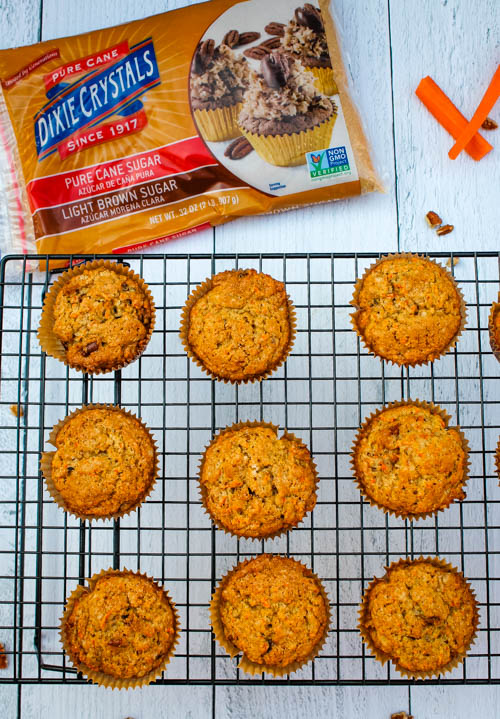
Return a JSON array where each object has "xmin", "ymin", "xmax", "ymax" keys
[{"xmin": 0, "ymin": 0, "xmax": 382, "ymax": 264}]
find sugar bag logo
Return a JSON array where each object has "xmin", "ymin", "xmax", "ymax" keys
[
  {"xmin": 306, "ymin": 145, "xmax": 351, "ymax": 180},
  {"xmin": 34, "ymin": 39, "xmax": 160, "ymax": 161}
]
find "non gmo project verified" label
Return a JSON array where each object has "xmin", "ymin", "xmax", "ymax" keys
[{"xmin": 306, "ymin": 145, "xmax": 351, "ymax": 179}]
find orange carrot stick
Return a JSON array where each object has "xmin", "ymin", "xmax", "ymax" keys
[
  {"xmin": 448, "ymin": 64, "xmax": 500, "ymax": 159},
  {"xmin": 415, "ymin": 76, "xmax": 493, "ymax": 161}
]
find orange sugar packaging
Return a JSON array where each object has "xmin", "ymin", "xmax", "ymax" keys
[{"xmin": 0, "ymin": 0, "xmax": 382, "ymax": 267}]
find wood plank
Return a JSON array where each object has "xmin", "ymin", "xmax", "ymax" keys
[
  {"xmin": 412, "ymin": 685, "xmax": 500, "ymax": 719},
  {"xmin": 216, "ymin": 0, "xmax": 397, "ymax": 254},
  {"xmin": 390, "ymin": 0, "xmax": 500, "ymax": 252},
  {"xmin": 0, "ymin": 0, "xmax": 41, "ymax": 49},
  {"xmin": 21, "ymin": 684, "xmax": 213, "ymax": 719},
  {"xmin": 218, "ymin": 685, "xmax": 410, "ymax": 719}
]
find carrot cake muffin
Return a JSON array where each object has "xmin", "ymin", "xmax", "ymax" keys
[
  {"xmin": 62, "ymin": 571, "xmax": 178, "ymax": 685},
  {"xmin": 352, "ymin": 402, "xmax": 468, "ymax": 518},
  {"xmin": 488, "ymin": 294, "xmax": 500, "ymax": 362},
  {"xmin": 281, "ymin": 4, "xmax": 337, "ymax": 95},
  {"xmin": 182, "ymin": 269, "xmax": 294, "ymax": 382},
  {"xmin": 47, "ymin": 265, "xmax": 153, "ymax": 373},
  {"xmin": 212, "ymin": 554, "xmax": 329, "ymax": 673},
  {"xmin": 351, "ymin": 254, "xmax": 465, "ymax": 366},
  {"xmin": 238, "ymin": 51, "xmax": 336, "ymax": 167},
  {"xmin": 359, "ymin": 559, "xmax": 478, "ymax": 676},
  {"xmin": 44, "ymin": 406, "xmax": 157, "ymax": 519},
  {"xmin": 190, "ymin": 40, "xmax": 250, "ymax": 141},
  {"xmin": 496, "ymin": 436, "xmax": 500, "ymax": 483},
  {"xmin": 200, "ymin": 423, "xmax": 317, "ymax": 538}
]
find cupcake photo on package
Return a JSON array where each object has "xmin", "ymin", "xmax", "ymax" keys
[
  {"xmin": 280, "ymin": 3, "xmax": 338, "ymax": 95},
  {"xmin": 188, "ymin": 0, "xmax": 379, "ymax": 199},
  {"xmin": 190, "ymin": 39, "xmax": 251, "ymax": 142}
]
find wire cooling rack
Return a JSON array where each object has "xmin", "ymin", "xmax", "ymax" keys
[{"xmin": 0, "ymin": 251, "xmax": 499, "ymax": 686}]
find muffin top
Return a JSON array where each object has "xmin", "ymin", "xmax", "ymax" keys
[
  {"xmin": 282, "ymin": 4, "xmax": 332, "ymax": 68},
  {"xmin": 353, "ymin": 404, "xmax": 467, "ymax": 517},
  {"xmin": 190, "ymin": 41, "xmax": 249, "ymax": 111},
  {"xmin": 49, "ymin": 407, "xmax": 156, "ymax": 518},
  {"xmin": 489, "ymin": 298, "xmax": 500, "ymax": 356},
  {"xmin": 239, "ymin": 52, "xmax": 335, "ymax": 136},
  {"xmin": 52, "ymin": 266, "xmax": 153, "ymax": 372},
  {"xmin": 186, "ymin": 269, "xmax": 293, "ymax": 381},
  {"xmin": 219, "ymin": 555, "xmax": 328, "ymax": 667},
  {"xmin": 352, "ymin": 255, "xmax": 464, "ymax": 365},
  {"xmin": 200, "ymin": 424, "xmax": 317, "ymax": 537},
  {"xmin": 64, "ymin": 573, "xmax": 177, "ymax": 680},
  {"xmin": 362, "ymin": 561, "xmax": 477, "ymax": 674}
]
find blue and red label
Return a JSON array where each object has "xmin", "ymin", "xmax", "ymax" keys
[
  {"xmin": 34, "ymin": 38, "xmax": 160, "ymax": 160},
  {"xmin": 306, "ymin": 145, "xmax": 351, "ymax": 179}
]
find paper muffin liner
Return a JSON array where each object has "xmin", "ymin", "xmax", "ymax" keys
[
  {"xmin": 210, "ymin": 554, "xmax": 331, "ymax": 677},
  {"xmin": 41, "ymin": 404, "xmax": 159, "ymax": 522},
  {"xmin": 358, "ymin": 556, "xmax": 479, "ymax": 679},
  {"xmin": 60, "ymin": 568, "xmax": 180, "ymax": 689},
  {"xmin": 307, "ymin": 65, "xmax": 338, "ymax": 96},
  {"xmin": 194, "ymin": 103, "xmax": 243, "ymax": 142},
  {"xmin": 488, "ymin": 295, "xmax": 500, "ymax": 364},
  {"xmin": 37, "ymin": 259, "xmax": 156, "ymax": 375},
  {"xmin": 350, "ymin": 253, "xmax": 467, "ymax": 367},
  {"xmin": 179, "ymin": 270, "xmax": 297, "ymax": 384},
  {"xmin": 240, "ymin": 113, "xmax": 337, "ymax": 167},
  {"xmin": 351, "ymin": 399, "xmax": 470, "ymax": 521},
  {"xmin": 495, "ymin": 436, "xmax": 500, "ymax": 486},
  {"xmin": 198, "ymin": 421, "xmax": 318, "ymax": 540}
]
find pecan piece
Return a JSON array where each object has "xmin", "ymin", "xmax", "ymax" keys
[
  {"xmin": 261, "ymin": 52, "xmax": 291, "ymax": 88},
  {"xmin": 236, "ymin": 31, "xmax": 261, "ymax": 47},
  {"xmin": 0, "ymin": 643, "xmax": 7, "ymax": 670},
  {"xmin": 425, "ymin": 210, "xmax": 442, "ymax": 228},
  {"xmin": 81, "ymin": 341, "xmax": 99, "ymax": 357},
  {"xmin": 224, "ymin": 137, "xmax": 254, "ymax": 160},
  {"xmin": 436, "ymin": 223, "xmax": 454, "ymax": 236},
  {"xmin": 9, "ymin": 404, "xmax": 24, "ymax": 418},
  {"xmin": 391, "ymin": 713, "xmax": 413, "ymax": 719},
  {"xmin": 265, "ymin": 22, "xmax": 286, "ymax": 37},
  {"xmin": 259, "ymin": 37, "xmax": 282, "ymax": 51},
  {"xmin": 192, "ymin": 49, "xmax": 206, "ymax": 75},
  {"xmin": 199, "ymin": 38, "xmax": 215, "ymax": 67},
  {"xmin": 481, "ymin": 116, "xmax": 498, "ymax": 130},
  {"xmin": 243, "ymin": 45, "xmax": 271, "ymax": 60},
  {"xmin": 295, "ymin": 4, "xmax": 324, "ymax": 32},
  {"xmin": 222, "ymin": 29, "xmax": 239, "ymax": 47}
]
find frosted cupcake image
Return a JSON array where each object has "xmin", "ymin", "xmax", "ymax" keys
[
  {"xmin": 190, "ymin": 40, "xmax": 250, "ymax": 142},
  {"xmin": 238, "ymin": 51, "xmax": 337, "ymax": 167},
  {"xmin": 281, "ymin": 4, "xmax": 337, "ymax": 95}
]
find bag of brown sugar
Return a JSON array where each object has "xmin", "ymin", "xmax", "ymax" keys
[{"xmin": 0, "ymin": 0, "xmax": 382, "ymax": 266}]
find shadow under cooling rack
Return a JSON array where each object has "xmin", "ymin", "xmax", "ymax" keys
[{"xmin": 0, "ymin": 252, "xmax": 499, "ymax": 685}]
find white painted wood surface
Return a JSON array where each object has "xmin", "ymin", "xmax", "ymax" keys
[{"xmin": 0, "ymin": 0, "xmax": 499, "ymax": 717}]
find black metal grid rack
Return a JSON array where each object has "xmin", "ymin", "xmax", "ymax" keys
[{"xmin": 0, "ymin": 251, "xmax": 499, "ymax": 686}]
